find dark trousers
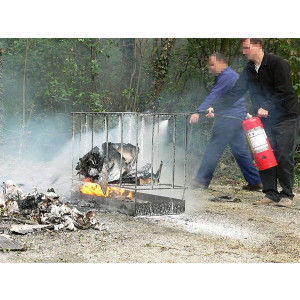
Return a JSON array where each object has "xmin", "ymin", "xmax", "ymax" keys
[
  {"xmin": 195, "ymin": 118, "xmax": 261, "ymax": 187},
  {"xmin": 260, "ymin": 117, "xmax": 300, "ymax": 201}
]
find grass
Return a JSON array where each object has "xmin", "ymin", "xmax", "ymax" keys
[{"xmin": 294, "ymin": 171, "xmax": 300, "ymax": 188}]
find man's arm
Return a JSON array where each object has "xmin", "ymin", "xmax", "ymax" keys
[
  {"xmin": 190, "ymin": 74, "xmax": 231, "ymax": 124},
  {"xmin": 197, "ymin": 75, "xmax": 231, "ymax": 111},
  {"xmin": 211, "ymin": 68, "xmax": 249, "ymax": 113}
]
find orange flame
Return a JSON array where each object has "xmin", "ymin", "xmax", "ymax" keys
[{"xmin": 80, "ymin": 179, "xmax": 134, "ymax": 199}]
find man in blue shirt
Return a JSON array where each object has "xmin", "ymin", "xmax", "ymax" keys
[{"xmin": 190, "ymin": 53, "xmax": 261, "ymax": 189}]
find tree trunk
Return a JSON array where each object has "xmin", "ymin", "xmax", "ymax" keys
[
  {"xmin": 133, "ymin": 38, "xmax": 148, "ymax": 111},
  {"xmin": 90, "ymin": 38, "xmax": 99, "ymax": 91},
  {"xmin": 128, "ymin": 38, "xmax": 138, "ymax": 108},
  {"xmin": 19, "ymin": 39, "xmax": 29, "ymax": 156},
  {"xmin": 220, "ymin": 38, "xmax": 227, "ymax": 53},
  {"xmin": 150, "ymin": 38, "xmax": 176, "ymax": 111},
  {"xmin": 120, "ymin": 38, "xmax": 135, "ymax": 111}
]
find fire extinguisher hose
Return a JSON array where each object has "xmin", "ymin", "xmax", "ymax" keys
[{"xmin": 194, "ymin": 109, "xmax": 245, "ymax": 122}]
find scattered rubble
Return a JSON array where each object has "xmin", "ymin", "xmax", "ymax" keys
[{"xmin": 0, "ymin": 180, "xmax": 106, "ymax": 233}]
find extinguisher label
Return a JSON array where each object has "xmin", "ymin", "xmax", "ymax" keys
[{"xmin": 247, "ymin": 127, "xmax": 269, "ymax": 153}]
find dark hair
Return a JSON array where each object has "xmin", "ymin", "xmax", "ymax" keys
[
  {"xmin": 211, "ymin": 52, "xmax": 227, "ymax": 64},
  {"xmin": 242, "ymin": 38, "xmax": 264, "ymax": 49}
]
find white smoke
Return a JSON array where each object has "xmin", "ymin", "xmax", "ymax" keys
[{"xmin": 0, "ymin": 113, "xmax": 199, "ymax": 203}]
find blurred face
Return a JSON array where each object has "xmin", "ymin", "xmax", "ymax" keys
[
  {"xmin": 209, "ymin": 56, "xmax": 226, "ymax": 75},
  {"xmin": 242, "ymin": 39, "xmax": 262, "ymax": 60}
]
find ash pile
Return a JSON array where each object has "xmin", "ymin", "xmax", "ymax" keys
[
  {"xmin": 76, "ymin": 142, "xmax": 162, "ymax": 190},
  {"xmin": 0, "ymin": 180, "xmax": 104, "ymax": 232}
]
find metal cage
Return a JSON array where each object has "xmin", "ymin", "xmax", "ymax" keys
[{"xmin": 71, "ymin": 112, "xmax": 192, "ymax": 215}]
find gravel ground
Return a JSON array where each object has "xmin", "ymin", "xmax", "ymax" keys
[{"xmin": 1, "ymin": 183, "xmax": 300, "ymax": 263}]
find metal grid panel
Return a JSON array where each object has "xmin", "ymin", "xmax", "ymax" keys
[{"xmin": 71, "ymin": 112, "xmax": 191, "ymax": 197}]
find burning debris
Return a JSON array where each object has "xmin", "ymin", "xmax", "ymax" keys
[
  {"xmin": 80, "ymin": 180, "xmax": 134, "ymax": 198},
  {"xmin": 71, "ymin": 113, "xmax": 186, "ymax": 217},
  {"xmin": 0, "ymin": 180, "xmax": 105, "ymax": 232},
  {"xmin": 76, "ymin": 142, "xmax": 163, "ymax": 189}
]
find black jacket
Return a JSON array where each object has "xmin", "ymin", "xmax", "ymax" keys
[{"xmin": 213, "ymin": 52, "xmax": 299, "ymax": 123}]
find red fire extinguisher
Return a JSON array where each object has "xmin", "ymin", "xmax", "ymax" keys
[{"xmin": 242, "ymin": 114, "xmax": 278, "ymax": 171}]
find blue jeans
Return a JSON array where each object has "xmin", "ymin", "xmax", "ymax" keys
[{"xmin": 195, "ymin": 117, "xmax": 261, "ymax": 187}]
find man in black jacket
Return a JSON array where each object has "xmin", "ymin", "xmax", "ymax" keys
[{"xmin": 208, "ymin": 38, "xmax": 300, "ymax": 207}]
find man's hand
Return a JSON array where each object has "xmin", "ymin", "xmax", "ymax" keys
[
  {"xmin": 206, "ymin": 107, "xmax": 215, "ymax": 118},
  {"xmin": 257, "ymin": 108, "xmax": 269, "ymax": 118},
  {"xmin": 190, "ymin": 113, "xmax": 200, "ymax": 124}
]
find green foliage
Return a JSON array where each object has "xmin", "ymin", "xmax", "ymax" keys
[
  {"xmin": 1, "ymin": 38, "xmax": 299, "ymax": 116},
  {"xmin": 122, "ymin": 88, "xmax": 134, "ymax": 100},
  {"xmin": 0, "ymin": 38, "xmax": 300, "ymax": 166}
]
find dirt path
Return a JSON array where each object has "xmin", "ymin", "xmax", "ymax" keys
[{"xmin": 1, "ymin": 184, "xmax": 300, "ymax": 263}]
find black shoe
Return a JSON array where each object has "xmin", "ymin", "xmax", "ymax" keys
[
  {"xmin": 242, "ymin": 183, "xmax": 263, "ymax": 191},
  {"xmin": 190, "ymin": 181, "xmax": 208, "ymax": 190}
]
